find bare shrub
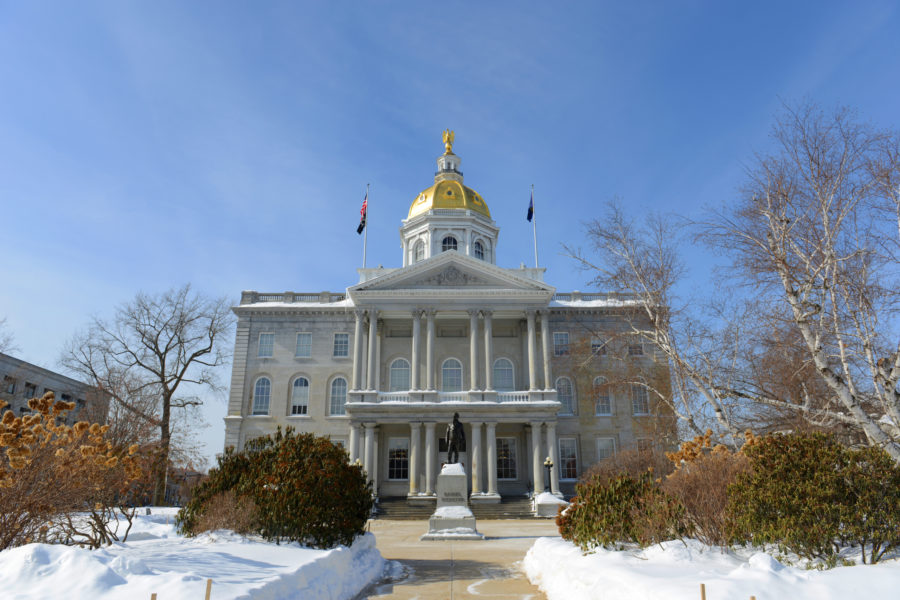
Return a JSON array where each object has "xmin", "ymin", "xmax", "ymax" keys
[
  {"xmin": 581, "ymin": 448, "xmax": 674, "ymax": 488},
  {"xmin": 193, "ymin": 490, "xmax": 258, "ymax": 535}
]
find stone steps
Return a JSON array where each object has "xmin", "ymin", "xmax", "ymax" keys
[{"xmin": 374, "ymin": 496, "xmax": 537, "ymax": 520}]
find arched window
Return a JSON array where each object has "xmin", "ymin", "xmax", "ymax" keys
[
  {"xmin": 390, "ymin": 358, "xmax": 411, "ymax": 391},
  {"xmin": 593, "ymin": 376, "xmax": 611, "ymax": 415},
  {"xmin": 474, "ymin": 240, "xmax": 484, "ymax": 260},
  {"xmin": 441, "ymin": 358, "xmax": 463, "ymax": 392},
  {"xmin": 329, "ymin": 377, "xmax": 348, "ymax": 415},
  {"xmin": 493, "ymin": 358, "xmax": 514, "ymax": 392},
  {"xmin": 291, "ymin": 377, "xmax": 309, "ymax": 415},
  {"xmin": 441, "ymin": 236, "xmax": 458, "ymax": 252},
  {"xmin": 414, "ymin": 241, "xmax": 424, "ymax": 263},
  {"xmin": 252, "ymin": 377, "xmax": 271, "ymax": 415},
  {"xmin": 556, "ymin": 376, "xmax": 575, "ymax": 415}
]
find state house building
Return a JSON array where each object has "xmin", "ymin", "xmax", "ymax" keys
[{"xmin": 224, "ymin": 134, "xmax": 675, "ymax": 501}]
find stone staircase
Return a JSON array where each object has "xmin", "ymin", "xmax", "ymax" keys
[{"xmin": 374, "ymin": 496, "xmax": 536, "ymax": 520}]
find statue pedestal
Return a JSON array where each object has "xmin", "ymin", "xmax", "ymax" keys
[{"xmin": 421, "ymin": 463, "xmax": 484, "ymax": 541}]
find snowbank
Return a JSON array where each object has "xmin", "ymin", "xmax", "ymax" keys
[
  {"xmin": 524, "ymin": 537, "xmax": 900, "ymax": 600},
  {"xmin": 0, "ymin": 508, "xmax": 384, "ymax": 600}
]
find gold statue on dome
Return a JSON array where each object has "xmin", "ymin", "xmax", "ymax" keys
[{"xmin": 442, "ymin": 129, "xmax": 455, "ymax": 154}]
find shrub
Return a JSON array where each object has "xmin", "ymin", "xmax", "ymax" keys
[
  {"xmin": 579, "ymin": 447, "xmax": 674, "ymax": 488},
  {"xmin": 193, "ymin": 490, "xmax": 259, "ymax": 535},
  {"xmin": 0, "ymin": 393, "xmax": 143, "ymax": 550},
  {"xmin": 559, "ymin": 469, "xmax": 688, "ymax": 551},
  {"xmin": 838, "ymin": 445, "xmax": 900, "ymax": 564},
  {"xmin": 178, "ymin": 428, "xmax": 373, "ymax": 549}
]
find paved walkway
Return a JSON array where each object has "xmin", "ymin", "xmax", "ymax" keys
[{"xmin": 359, "ymin": 519, "xmax": 558, "ymax": 599}]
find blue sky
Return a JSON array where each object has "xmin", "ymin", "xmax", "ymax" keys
[{"xmin": 1, "ymin": 1, "xmax": 898, "ymax": 465}]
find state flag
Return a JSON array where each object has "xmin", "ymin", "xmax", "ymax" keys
[
  {"xmin": 356, "ymin": 192, "xmax": 368, "ymax": 234},
  {"xmin": 526, "ymin": 190, "xmax": 534, "ymax": 222}
]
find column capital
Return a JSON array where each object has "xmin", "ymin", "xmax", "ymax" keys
[
  {"xmin": 479, "ymin": 309, "xmax": 493, "ymax": 319},
  {"xmin": 526, "ymin": 309, "xmax": 538, "ymax": 319},
  {"xmin": 467, "ymin": 308, "xmax": 480, "ymax": 317},
  {"xmin": 411, "ymin": 308, "xmax": 424, "ymax": 318},
  {"xmin": 409, "ymin": 421, "xmax": 422, "ymax": 430},
  {"xmin": 425, "ymin": 308, "xmax": 437, "ymax": 318},
  {"xmin": 364, "ymin": 422, "xmax": 377, "ymax": 430},
  {"xmin": 354, "ymin": 308, "xmax": 366, "ymax": 318}
]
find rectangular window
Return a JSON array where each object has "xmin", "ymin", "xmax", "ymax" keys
[
  {"xmin": 3, "ymin": 376, "xmax": 15, "ymax": 394},
  {"xmin": 24, "ymin": 382, "xmax": 37, "ymax": 398},
  {"xmin": 590, "ymin": 337, "xmax": 606, "ymax": 356},
  {"xmin": 295, "ymin": 332, "xmax": 312, "ymax": 357},
  {"xmin": 497, "ymin": 437, "xmax": 518, "ymax": 480},
  {"xmin": 632, "ymin": 384, "xmax": 650, "ymax": 415},
  {"xmin": 333, "ymin": 333, "xmax": 349, "ymax": 357},
  {"xmin": 553, "ymin": 332, "xmax": 569, "ymax": 356},
  {"xmin": 596, "ymin": 437, "xmax": 616, "ymax": 461},
  {"xmin": 627, "ymin": 336, "xmax": 644, "ymax": 356},
  {"xmin": 258, "ymin": 332, "xmax": 274, "ymax": 358},
  {"xmin": 559, "ymin": 438, "xmax": 578, "ymax": 480},
  {"xmin": 388, "ymin": 438, "xmax": 409, "ymax": 480}
]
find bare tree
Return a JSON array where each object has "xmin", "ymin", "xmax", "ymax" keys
[
  {"xmin": 0, "ymin": 317, "xmax": 16, "ymax": 354},
  {"xmin": 62, "ymin": 284, "xmax": 233, "ymax": 504}
]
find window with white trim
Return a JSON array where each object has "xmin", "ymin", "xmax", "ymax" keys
[
  {"xmin": 631, "ymin": 383, "xmax": 649, "ymax": 415},
  {"xmin": 441, "ymin": 236, "xmax": 458, "ymax": 252},
  {"xmin": 252, "ymin": 377, "xmax": 270, "ymax": 415},
  {"xmin": 290, "ymin": 377, "xmax": 309, "ymax": 415},
  {"xmin": 390, "ymin": 358, "xmax": 410, "ymax": 391},
  {"xmin": 4, "ymin": 376, "xmax": 16, "ymax": 394},
  {"xmin": 591, "ymin": 336, "xmax": 606, "ymax": 356},
  {"xmin": 593, "ymin": 376, "xmax": 611, "ymax": 416},
  {"xmin": 559, "ymin": 437, "xmax": 578, "ymax": 480},
  {"xmin": 258, "ymin": 332, "xmax": 274, "ymax": 358},
  {"xmin": 493, "ymin": 358, "xmax": 514, "ymax": 392},
  {"xmin": 329, "ymin": 377, "xmax": 348, "ymax": 415},
  {"xmin": 333, "ymin": 333, "xmax": 349, "ymax": 357},
  {"xmin": 474, "ymin": 240, "xmax": 484, "ymax": 260},
  {"xmin": 596, "ymin": 437, "xmax": 616, "ymax": 460},
  {"xmin": 556, "ymin": 376, "xmax": 575, "ymax": 415},
  {"xmin": 628, "ymin": 336, "xmax": 644, "ymax": 356},
  {"xmin": 414, "ymin": 241, "xmax": 424, "ymax": 262},
  {"xmin": 388, "ymin": 438, "xmax": 409, "ymax": 480},
  {"xmin": 497, "ymin": 437, "xmax": 517, "ymax": 480},
  {"xmin": 553, "ymin": 331, "xmax": 569, "ymax": 356},
  {"xmin": 295, "ymin": 333, "xmax": 312, "ymax": 358},
  {"xmin": 441, "ymin": 358, "xmax": 463, "ymax": 392}
]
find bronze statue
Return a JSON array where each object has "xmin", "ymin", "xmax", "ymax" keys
[{"xmin": 446, "ymin": 412, "xmax": 465, "ymax": 464}]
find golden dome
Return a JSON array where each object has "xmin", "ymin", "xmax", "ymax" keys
[{"xmin": 408, "ymin": 179, "xmax": 491, "ymax": 219}]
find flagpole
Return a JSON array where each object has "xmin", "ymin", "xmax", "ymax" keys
[
  {"xmin": 531, "ymin": 184, "xmax": 539, "ymax": 268},
  {"xmin": 363, "ymin": 183, "xmax": 370, "ymax": 269}
]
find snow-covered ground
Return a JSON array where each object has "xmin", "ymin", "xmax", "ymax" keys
[
  {"xmin": 524, "ymin": 537, "xmax": 900, "ymax": 600},
  {"xmin": 0, "ymin": 508, "xmax": 385, "ymax": 600}
]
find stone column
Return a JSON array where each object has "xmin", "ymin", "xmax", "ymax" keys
[
  {"xmin": 409, "ymin": 422, "xmax": 421, "ymax": 496},
  {"xmin": 540, "ymin": 310, "xmax": 552, "ymax": 390},
  {"xmin": 546, "ymin": 422, "xmax": 560, "ymax": 495},
  {"xmin": 486, "ymin": 422, "xmax": 498, "ymax": 496},
  {"xmin": 375, "ymin": 319, "xmax": 383, "ymax": 392},
  {"xmin": 425, "ymin": 310, "xmax": 436, "ymax": 390},
  {"xmin": 482, "ymin": 311, "xmax": 494, "ymax": 390},
  {"xmin": 367, "ymin": 310, "xmax": 378, "ymax": 390},
  {"xmin": 424, "ymin": 421, "xmax": 436, "ymax": 495},
  {"xmin": 530, "ymin": 421, "xmax": 544, "ymax": 493},
  {"xmin": 352, "ymin": 310, "xmax": 364, "ymax": 390},
  {"xmin": 411, "ymin": 310, "xmax": 421, "ymax": 390},
  {"xmin": 526, "ymin": 311, "xmax": 538, "ymax": 391},
  {"xmin": 349, "ymin": 423, "xmax": 361, "ymax": 462},
  {"xmin": 468, "ymin": 309, "xmax": 479, "ymax": 390},
  {"xmin": 470, "ymin": 421, "xmax": 482, "ymax": 494},
  {"xmin": 364, "ymin": 422, "xmax": 376, "ymax": 485}
]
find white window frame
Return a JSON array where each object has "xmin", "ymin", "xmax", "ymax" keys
[
  {"xmin": 553, "ymin": 331, "xmax": 569, "ymax": 356},
  {"xmin": 496, "ymin": 437, "xmax": 518, "ymax": 480},
  {"xmin": 473, "ymin": 240, "xmax": 484, "ymax": 260},
  {"xmin": 414, "ymin": 240, "xmax": 425, "ymax": 262},
  {"xmin": 591, "ymin": 336, "xmax": 606, "ymax": 356},
  {"xmin": 295, "ymin": 332, "xmax": 312, "ymax": 358},
  {"xmin": 593, "ymin": 376, "xmax": 612, "ymax": 416},
  {"xmin": 441, "ymin": 357, "xmax": 463, "ymax": 392},
  {"xmin": 559, "ymin": 437, "xmax": 578, "ymax": 480},
  {"xmin": 492, "ymin": 357, "xmax": 515, "ymax": 392},
  {"xmin": 290, "ymin": 376, "xmax": 310, "ymax": 415},
  {"xmin": 441, "ymin": 236, "xmax": 458, "ymax": 252},
  {"xmin": 387, "ymin": 437, "xmax": 410, "ymax": 481},
  {"xmin": 333, "ymin": 332, "xmax": 349, "ymax": 358},
  {"xmin": 556, "ymin": 376, "xmax": 575, "ymax": 415},
  {"xmin": 329, "ymin": 377, "xmax": 348, "ymax": 415},
  {"xmin": 258, "ymin": 332, "xmax": 275, "ymax": 358},
  {"xmin": 596, "ymin": 437, "xmax": 617, "ymax": 461},
  {"xmin": 389, "ymin": 358, "xmax": 411, "ymax": 392},
  {"xmin": 628, "ymin": 336, "xmax": 644, "ymax": 356},
  {"xmin": 251, "ymin": 377, "xmax": 271, "ymax": 415},
  {"xmin": 631, "ymin": 383, "xmax": 650, "ymax": 415}
]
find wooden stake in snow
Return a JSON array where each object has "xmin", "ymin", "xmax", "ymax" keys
[
  {"xmin": 205, "ymin": 578, "xmax": 213, "ymax": 600},
  {"xmin": 150, "ymin": 594, "xmax": 157, "ymax": 600},
  {"xmin": 700, "ymin": 583, "xmax": 706, "ymax": 600}
]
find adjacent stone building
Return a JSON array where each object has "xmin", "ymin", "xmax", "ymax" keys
[{"xmin": 223, "ymin": 135, "xmax": 675, "ymax": 500}]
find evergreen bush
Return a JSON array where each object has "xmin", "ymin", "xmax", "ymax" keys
[{"xmin": 178, "ymin": 428, "xmax": 373, "ymax": 549}]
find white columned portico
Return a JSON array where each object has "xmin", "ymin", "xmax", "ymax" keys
[
  {"xmin": 470, "ymin": 421, "xmax": 482, "ymax": 494},
  {"xmin": 546, "ymin": 421, "xmax": 560, "ymax": 496},
  {"xmin": 540, "ymin": 310, "xmax": 552, "ymax": 390},
  {"xmin": 424, "ymin": 421, "xmax": 436, "ymax": 495},
  {"xmin": 486, "ymin": 422, "xmax": 498, "ymax": 496},
  {"xmin": 363, "ymin": 422, "xmax": 376, "ymax": 485},
  {"xmin": 352, "ymin": 310, "xmax": 364, "ymax": 390},
  {"xmin": 349, "ymin": 423, "xmax": 361, "ymax": 462},
  {"xmin": 409, "ymin": 422, "xmax": 421, "ymax": 496},
  {"xmin": 411, "ymin": 310, "xmax": 421, "ymax": 390},
  {"xmin": 468, "ymin": 309, "xmax": 479, "ymax": 390},
  {"xmin": 526, "ymin": 310, "xmax": 538, "ymax": 390},
  {"xmin": 530, "ymin": 420, "xmax": 544, "ymax": 493},
  {"xmin": 366, "ymin": 310, "xmax": 378, "ymax": 390},
  {"xmin": 482, "ymin": 311, "xmax": 494, "ymax": 390},
  {"xmin": 425, "ymin": 310, "xmax": 436, "ymax": 390}
]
